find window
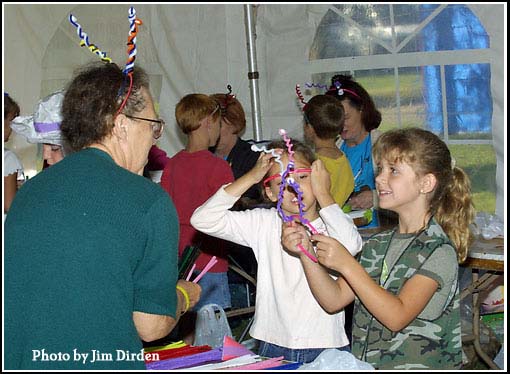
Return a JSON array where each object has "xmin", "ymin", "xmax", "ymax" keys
[{"xmin": 307, "ymin": 4, "xmax": 496, "ymax": 213}]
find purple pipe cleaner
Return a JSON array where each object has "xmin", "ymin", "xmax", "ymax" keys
[
  {"xmin": 305, "ymin": 82, "xmax": 329, "ymax": 91},
  {"xmin": 146, "ymin": 348, "xmax": 223, "ymax": 370},
  {"xmin": 277, "ymin": 129, "xmax": 318, "ymax": 262}
]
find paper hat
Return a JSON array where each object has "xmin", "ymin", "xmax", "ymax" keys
[{"xmin": 10, "ymin": 90, "xmax": 65, "ymax": 145}]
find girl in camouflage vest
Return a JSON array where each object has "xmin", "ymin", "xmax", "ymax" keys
[{"xmin": 282, "ymin": 127, "xmax": 474, "ymax": 369}]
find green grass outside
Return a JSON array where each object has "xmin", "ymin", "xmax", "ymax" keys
[
  {"xmin": 358, "ymin": 73, "xmax": 422, "ymax": 104},
  {"xmin": 449, "ymin": 144, "xmax": 497, "ymax": 213}
]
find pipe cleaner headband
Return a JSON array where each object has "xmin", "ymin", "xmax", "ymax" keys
[
  {"xmin": 69, "ymin": 7, "xmax": 143, "ymax": 115},
  {"xmin": 296, "ymin": 81, "xmax": 361, "ymax": 112},
  {"xmin": 329, "ymin": 80, "xmax": 361, "ymax": 100}
]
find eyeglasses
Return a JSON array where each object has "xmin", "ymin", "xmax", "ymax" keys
[
  {"xmin": 125, "ymin": 115, "xmax": 165, "ymax": 139},
  {"xmin": 263, "ymin": 168, "xmax": 312, "ymax": 187}
]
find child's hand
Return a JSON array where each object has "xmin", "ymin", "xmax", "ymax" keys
[
  {"xmin": 310, "ymin": 159, "xmax": 331, "ymax": 196},
  {"xmin": 281, "ymin": 221, "xmax": 313, "ymax": 257},
  {"xmin": 310, "ymin": 234, "xmax": 353, "ymax": 272},
  {"xmin": 310, "ymin": 159, "xmax": 334, "ymax": 207},
  {"xmin": 249, "ymin": 151, "xmax": 281, "ymax": 184},
  {"xmin": 225, "ymin": 151, "xmax": 281, "ymax": 198}
]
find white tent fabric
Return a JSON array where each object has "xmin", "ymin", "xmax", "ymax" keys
[{"xmin": 2, "ymin": 3, "xmax": 506, "ymax": 219}]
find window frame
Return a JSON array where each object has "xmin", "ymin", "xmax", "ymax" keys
[{"xmin": 306, "ymin": 4, "xmax": 494, "ymax": 146}]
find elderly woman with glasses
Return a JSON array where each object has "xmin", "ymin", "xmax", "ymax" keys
[{"xmin": 4, "ymin": 62, "xmax": 201, "ymax": 370}]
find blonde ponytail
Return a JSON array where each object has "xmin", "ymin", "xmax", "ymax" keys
[{"xmin": 434, "ymin": 166, "xmax": 475, "ymax": 263}]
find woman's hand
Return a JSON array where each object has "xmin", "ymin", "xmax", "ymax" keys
[{"xmin": 176, "ymin": 279, "xmax": 202, "ymax": 311}]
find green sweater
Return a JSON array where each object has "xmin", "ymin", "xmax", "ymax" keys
[{"xmin": 5, "ymin": 148, "xmax": 179, "ymax": 370}]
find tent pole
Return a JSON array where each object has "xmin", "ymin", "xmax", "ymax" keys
[{"xmin": 243, "ymin": 4, "xmax": 262, "ymax": 141}]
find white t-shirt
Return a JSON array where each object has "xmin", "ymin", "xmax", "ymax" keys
[
  {"xmin": 4, "ymin": 148, "xmax": 24, "ymax": 222},
  {"xmin": 4, "ymin": 148, "xmax": 24, "ymax": 178},
  {"xmin": 191, "ymin": 185, "xmax": 363, "ymax": 349}
]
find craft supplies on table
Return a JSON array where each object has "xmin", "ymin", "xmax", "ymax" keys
[{"xmin": 144, "ymin": 336, "xmax": 302, "ymax": 370}]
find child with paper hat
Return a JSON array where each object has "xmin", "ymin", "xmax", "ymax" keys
[{"xmin": 10, "ymin": 90, "xmax": 72, "ymax": 166}]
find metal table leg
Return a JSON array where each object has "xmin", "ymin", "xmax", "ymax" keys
[{"xmin": 471, "ymin": 270, "xmax": 500, "ymax": 369}]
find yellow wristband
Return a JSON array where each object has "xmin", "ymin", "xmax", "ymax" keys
[{"xmin": 176, "ymin": 285, "xmax": 190, "ymax": 313}]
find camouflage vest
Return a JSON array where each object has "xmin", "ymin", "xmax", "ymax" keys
[{"xmin": 351, "ymin": 217, "xmax": 462, "ymax": 369}]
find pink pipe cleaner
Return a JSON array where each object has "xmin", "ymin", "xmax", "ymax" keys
[
  {"xmin": 185, "ymin": 263, "xmax": 196, "ymax": 281},
  {"xmin": 193, "ymin": 256, "xmax": 218, "ymax": 283}
]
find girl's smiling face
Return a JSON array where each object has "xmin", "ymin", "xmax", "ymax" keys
[{"xmin": 375, "ymin": 157, "xmax": 423, "ymax": 214}]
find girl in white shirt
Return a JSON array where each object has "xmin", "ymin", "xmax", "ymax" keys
[
  {"xmin": 4, "ymin": 93, "xmax": 24, "ymax": 216},
  {"xmin": 191, "ymin": 139, "xmax": 362, "ymax": 363}
]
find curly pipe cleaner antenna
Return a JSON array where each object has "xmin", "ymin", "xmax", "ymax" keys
[
  {"xmin": 304, "ymin": 82, "xmax": 329, "ymax": 91},
  {"xmin": 123, "ymin": 6, "xmax": 143, "ymax": 75},
  {"xmin": 296, "ymin": 82, "xmax": 331, "ymax": 112},
  {"xmin": 117, "ymin": 6, "xmax": 143, "ymax": 116},
  {"xmin": 220, "ymin": 84, "xmax": 236, "ymax": 116},
  {"xmin": 69, "ymin": 14, "xmax": 112, "ymax": 63},
  {"xmin": 276, "ymin": 129, "xmax": 296, "ymax": 224},
  {"xmin": 295, "ymin": 84, "xmax": 307, "ymax": 111},
  {"xmin": 250, "ymin": 143, "xmax": 285, "ymax": 173}
]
